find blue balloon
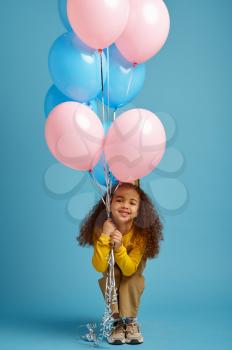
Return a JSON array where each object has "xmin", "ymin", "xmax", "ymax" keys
[
  {"xmin": 48, "ymin": 32, "xmax": 107, "ymax": 102},
  {"xmin": 57, "ymin": 0, "xmax": 72, "ymax": 32},
  {"xmin": 92, "ymin": 155, "xmax": 118, "ymax": 187},
  {"xmin": 98, "ymin": 45, "xmax": 146, "ymax": 109},
  {"xmin": 44, "ymin": 85, "xmax": 99, "ymax": 117},
  {"xmin": 44, "ymin": 85, "xmax": 70, "ymax": 117}
]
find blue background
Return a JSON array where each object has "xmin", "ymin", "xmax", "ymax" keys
[{"xmin": 0, "ymin": 0, "xmax": 231, "ymax": 349}]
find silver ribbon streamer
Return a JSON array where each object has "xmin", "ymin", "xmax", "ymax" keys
[{"xmin": 81, "ymin": 247, "xmax": 118, "ymax": 346}]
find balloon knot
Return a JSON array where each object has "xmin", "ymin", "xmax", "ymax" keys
[
  {"xmin": 133, "ymin": 62, "xmax": 138, "ymax": 67},
  {"xmin": 98, "ymin": 49, "xmax": 103, "ymax": 54}
]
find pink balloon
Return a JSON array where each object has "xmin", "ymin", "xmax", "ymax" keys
[
  {"xmin": 67, "ymin": 0, "xmax": 130, "ymax": 50},
  {"xmin": 45, "ymin": 102, "xmax": 104, "ymax": 171},
  {"xmin": 116, "ymin": 0, "xmax": 170, "ymax": 64},
  {"xmin": 104, "ymin": 109, "xmax": 166, "ymax": 182}
]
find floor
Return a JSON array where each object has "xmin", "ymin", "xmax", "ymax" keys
[{"xmin": 0, "ymin": 308, "xmax": 231, "ymax": 349}]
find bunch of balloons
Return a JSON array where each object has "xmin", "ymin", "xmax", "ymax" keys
[{"xmin": 45, "ymin": 0, "xmax": 170, "ymax": 185}]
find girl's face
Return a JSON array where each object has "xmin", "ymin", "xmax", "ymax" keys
[{"xmin": 110, "ymin": 187, "xmax": 140, "ymax": 225}]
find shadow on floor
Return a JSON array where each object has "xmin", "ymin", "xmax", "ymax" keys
[{"xmin": 0, "ymin": 313, "xmax": 107, "ymax": 346}]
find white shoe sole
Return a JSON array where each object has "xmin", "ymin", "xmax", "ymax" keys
[
  {"xmin": 125, "ymin": 336, "xmax": 144, "ymax": 344},
  {"xmin": 107, "ymin": 337, "xmax": 126, "ymax": 345}
]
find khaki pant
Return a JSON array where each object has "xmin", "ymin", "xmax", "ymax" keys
[{"xmin": 98, "ymin": 259, "xmax": 146, "ymax": 318}]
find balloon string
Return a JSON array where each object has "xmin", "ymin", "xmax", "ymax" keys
[
  {"xmin": 99, "ymin": 49, "xmax": 104, "ymax": 93},
  {"xmin": 126, "ymin": 62, "xmax": 136, "ymax": 97},
  {"xmin": 106, "ymin": 47, "xmax": 110, "ymax": 127},
  {"xmin": 97, "ymin": 48, "xmax": 117, "ymax": 344},
  {"xmin": 86, "ymin": 175, "xmax": 117, "ymax": 345},
  {"xmin": 113, "ymin": 108, "xmax": 117, "ymax": 121},
  {"xmin": 98, "ymin": 48, "xmax": 108, "ymax": 199},
  {"xmin": 88, "ymin": 170, "xmax": 106, "ymax": 206},
  {"xmin": 98, "ymin": 49, "xmax": 105, "ymax": 128},
  {"xmin": 98, "ymin": 48, "xmax": 112, "ymax": 218},
  {"xmin": 105, "ymin": 47, "xmax": 115, "ymax": 199}
]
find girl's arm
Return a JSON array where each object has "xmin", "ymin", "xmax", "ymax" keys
[
  {"xmin": 92, "ymin": 219, "xmax": 116, "ymax": 273},
  {"xmin": 114, "ymin": 242, "xmax": 145, "ymax": 277},
  {"xmin": 92, "ymin": 232, "xmax": 111, "ymax": 273}
]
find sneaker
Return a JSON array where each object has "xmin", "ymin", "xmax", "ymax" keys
[
  {"xmin": 125, "ymin": 321, "xmax": 144, "ymax": 344},
  {"xmin": 107, "ymin": 319, "xmax": 126, "ymax": 345}
]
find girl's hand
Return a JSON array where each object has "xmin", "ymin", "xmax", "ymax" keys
[
  {"xmin": 111, "ymin": 229, "xmax": 123, "ymax": 250},
  {"xmin": 102, "ymin": 218, "xmax": 116, "ymax": 236}
]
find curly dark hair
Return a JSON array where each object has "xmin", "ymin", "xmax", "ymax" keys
[{"xmin": 77, "ymin": 182, "xmax": 164, "ymax": 260}]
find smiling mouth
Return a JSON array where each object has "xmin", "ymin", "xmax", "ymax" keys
[{"xmin": 118, "ymin": 211, "xmax": 130, "ymax": 217}]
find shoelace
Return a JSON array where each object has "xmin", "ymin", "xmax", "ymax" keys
[
  {"xmin": 113, "ymin": 322, "xmax": 125, "ymax": 334},
  {"xmin": 125, "ymin": 322, "xmax": 140, "ymax": 334}
]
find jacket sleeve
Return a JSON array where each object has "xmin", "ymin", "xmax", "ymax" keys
[
  {"xmin": 114, "ymin": 240, "xmax": 145, "ymax": 277},
  {"xmin": 92, "ymin": 232, "xmax": 111, "ymax": 273}
]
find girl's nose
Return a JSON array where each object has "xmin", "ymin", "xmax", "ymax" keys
[{"xmin": 122, "ymin": 203, "xmax": 129, "ymax": 209}]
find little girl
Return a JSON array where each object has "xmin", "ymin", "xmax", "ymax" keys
[{"xmin": 77, "ymin": 182, "xmax": 163, "ymax": 345}]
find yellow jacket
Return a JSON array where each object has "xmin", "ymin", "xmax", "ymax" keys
[{"xmin": 92, "ymin": 227, "xmax": 145, "ymax": 277}]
